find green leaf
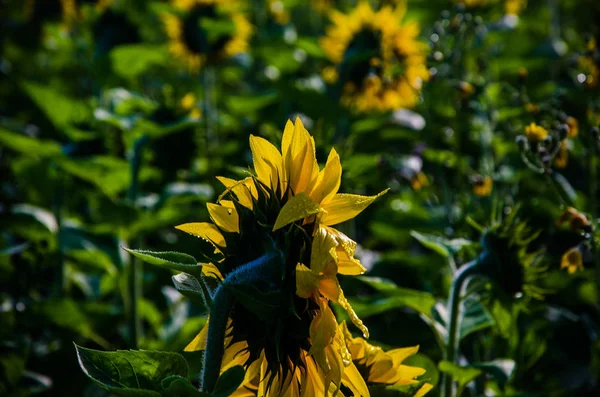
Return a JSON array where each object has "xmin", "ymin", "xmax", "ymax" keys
[
  {"xmin": 0, "ymin": 127, "xmax": 63, "ymax": 158},
  {"xmin": 22, "ymin": 81, "xmax": 91, "ymax": 129},
  {"xmin": 438, "ymin": 361, "xmax": 483, "ymax": 390},
  {"xmin": 74, "ymin": 344, "xmax": 188, "ymax": 395},
  {"xmin": 213, "ymin": 366, "xmax": 245, "ymax": 397},
  {"xmin": 460, "ymin": 298, "xmax": 495, "ymax": 339},
  {"xmin": 410, "ymin": 231, "xmax": 473, "ymax": 258},
  {"xmin": 351, "ymin": 277, "xmax": 436, "ymax": 318},
  {"xmin": 171, "ymin": 273, "xmax": 210, "ymax": 307},
  {"xmin": 368, "ymin": 382, "xmax": 427, "ymax": 397},
  {"xmin": 161, "ymin": 376, "xmax": 208, "ymax": 396},
  {"xmin": 226, "ymin": 92, "xmax": 279, "ymax": 114},
  {"xmin": 471, "ymin": 359, "xmax": 516, "ymax": 387},
  {"xmin": 110, "ymin": 44, "xmax": 168, "ymax": 79},
  {"xmin": 295, "ymin": 38, "xmax": 326, "ymax": 58},
  {"xmin": 123, "ymin": 248, "xmax": 201, "ymax": 276}
]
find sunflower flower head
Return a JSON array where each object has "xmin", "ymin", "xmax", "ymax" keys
[
  {"xmin": 480, "ymin": 208, "xmax": 548, "ymax": 300},
  {"xmin": 162, "ymin": 0, "xmax": 252, "ymax": 73},
  {"xmin": 177, "ymin": 118, "xmax": 431, "ymax": 396},
  {"xmin": 320, "ymin": 1, "xmax": 429, "ymax": 112}
]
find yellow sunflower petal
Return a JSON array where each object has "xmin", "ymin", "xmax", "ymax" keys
[
  {"xmin": 284, "ymin": 117, "xmax": 319, "ymax": 195},
  {"xmin": 309, "ymin": 298, "xmax": 338, "ymax": 354},
  {"xmin": 184, "ymin": 322, "xmax": 209, "ymax": 352},
  {"xmin": 207, "ymin": 203, "xmax": 239, "ymax": 233},
  {"xmin": 324, "ymin": 226, "xmax": 367, "ymax": 275},
  {"xmin": 388, "ymin": 345, "xmax": 420, "ymax": 365},
  {"xmin": 249, "ymin": 135, "xmax": 284, "ymax": 193},
  {"xmin": 319, "ymin": 276, "xmax": 340, "ymax": 302},
  {"xmin": 320, "ymin": 189, "xmax": 389, "ymax": 226},
  {"xmin": 175, "ymin": 222, "xmax": 226, "ymax": 247},
  {"xmin": 296, "ymin": 263, "xmax": 320, "ymax": 299},
  {"xmin": 311, "ymin": 226, "xmax": 338, "ymax": 273},
  {"xmin": 272, "ymin": 192, "xmax": 322, "ymax": 231},
  {"xmin": 216, "ymin": 176, "xmax": 256, "ymax": 209},
  {"xmin": 415, "ymin": 383, "xmax": 434, "ymax": 397},
  {"xmin": 342, "ymin": 361, "xmax": 370, "ymax": 397},
  {"xmin": 338, "ymin": 288, "xmax": 369, "ymax": 338},
  {"xmin": 310, "ymin": 147, "xmax": 342, "ymax": 204},
  {"xmin": 202, "ymin": 262, "xmax": 223, "ymax": 280}
]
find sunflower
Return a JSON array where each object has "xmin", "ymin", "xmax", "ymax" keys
[
  {"xmin": 162, "ymin": 0, "xmax": 252, "ymax": 73},
  {"xmin": 320, "ymin": 1, "xmax": 429, "ymax": 112},
  {"xmin": 178, "ymin": 118, "xmax": 432, "ymax": 396},
  {"xmin": 454, "ymin": 0, "xmax": 527, "ymax": 15},
  {"xmin": 472, "ymin": 175, "xmax": 493, "ymax": 197}
]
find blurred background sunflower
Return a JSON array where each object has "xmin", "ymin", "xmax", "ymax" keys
[
  {"xmin": 320, "ymin": 1, "xmax": 429, "ymax": 112},
  {"xmin": 162, "ymin": 0, "xmax": 252, "ymax": 73}
]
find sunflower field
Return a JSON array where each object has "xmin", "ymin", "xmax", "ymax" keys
[{"xmin": 1, "ymin": 0, "xmax": 599, "ymax": 396}]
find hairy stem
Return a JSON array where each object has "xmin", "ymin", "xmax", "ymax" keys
[{"xmin": 442, "ymin": 260, "xmax": 481, "ymax": 397}]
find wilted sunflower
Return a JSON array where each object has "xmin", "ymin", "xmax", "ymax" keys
[
  {"xmin": 320, "ymin": 1, "xmax": 429, "ymax": 112},
  {"xmin": 162, "ymin": 0, "xmax": 252, "ymax": 73},
  {"xmin": 178, "ymin": 118, "xmax": 432, "ymax": 396}
]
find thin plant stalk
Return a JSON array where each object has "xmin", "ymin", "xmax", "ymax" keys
[{"xmin": 442, "ymin": 260, "xmax": 481, "ymax": 397}]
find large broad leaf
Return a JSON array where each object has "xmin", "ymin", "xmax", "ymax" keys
[
  {"xmin": 111, "ymin": 44, "xmax": 168, "ymax": 80},
  {"xmin": 212, "ymin": 366, "xmax": 246, "ymax": 397},
  {"xmin": 438, "ymin": 361, "xmax": 483, "ymax": 391},
  {"xmin": 351, "ymin": 277, "xmax": 436, "ymax": 318},
  {"xmin": 368, "ymin": 382, "xmax": 427, "ymax": 397},
  {"xmin": 471, "ymin": 359, "xmax": 516, "ymax": 387},
  {"xmin": 123, "ymin": 248, "xmax": 201, "ymax": 277},
  {"xmin": 460, "ymin": 298, "xmax": 495, "ymax": 339},
  {"xmin": 0, "ymin": 127, "xmax": 63, "ymax": 158},
  {"xmin": 410, "ymin": 231, "xmax": 473, "ymax": 258},
  {"xmin": 22, "ymin": 81, "xmax": 91, "ymax": 129},
  {"xmin": 75, "ymin": 345, "xmax": 188, "ymax": 396}
]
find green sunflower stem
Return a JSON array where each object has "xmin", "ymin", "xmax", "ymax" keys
[
  {"xmin": 442, "ymin": 259, "xmax": 482, "ymax": 397},
  {"xmin": 201, "ymin": 284, "xmax": 234, "ymax": 393}
]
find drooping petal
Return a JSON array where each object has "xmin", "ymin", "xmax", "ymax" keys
[
  {"xmin": 318, "ymin": 276, "xmax": 340, "ymax": 302},
  {"xmin": 311, "ymin": 226, "xmax": 338, "ymax": 274},
  {"xmin": 207, "ymin": 203, "xmax": 239, "ymax": 233},
  {"xmin": 296, "ymin": 263, "xmax": 320, "ymax": 298},
  {"xmin": 324, "ymin": 226, "xmax": 367, "ymax": 275},
  {"xmin": 338, "ymin": 288, "xmax": 369, "ymax": 338},
  {"xmin": 309, "ymin": 298, "xmax": 338, "ymax": 357},
  {"xmin": 310, "ymin": 148, "xmax": 342, "ymax": 204},
  {"xmin": 342, "ymin": 361, "xmax": 370, "ymax": 397},
  {"xmin": 249, "ymin": 135, "xmax": 284, "ymax": 193},
  {"xmin": 175, "ymin": 222, "xmax": 226, "ymax": 247},
  {"xmin": 320, "ymin": 189, "xmax": 389, "ymax": 226},
  {"xmin": 272, "ymin": 192, "xmax": 322, "ymax": 231}
]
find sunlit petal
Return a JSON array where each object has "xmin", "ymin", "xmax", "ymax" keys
[{"xmin": 321, "ymin": 189, "xmax": 389, "ymax": 226}]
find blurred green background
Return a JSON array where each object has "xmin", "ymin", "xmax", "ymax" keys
[{"xmin": 1, "ymin": 0, "xmax": 599, "ymax": 396}]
